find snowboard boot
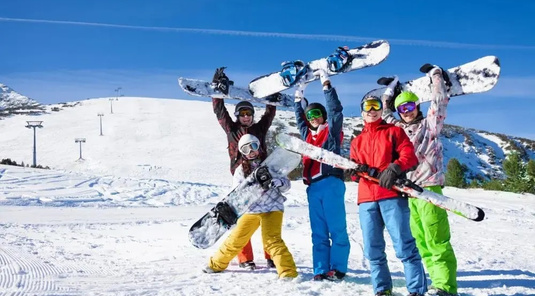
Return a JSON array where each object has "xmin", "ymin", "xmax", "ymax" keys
[
  {"xmin": 325, "ymin": 269, "xmax": 345, "ymax": 281},
  {"xmin": 202, "ymin": 266, "xmax": 221, "ymax": 274},
  {"xmin": 238, "ymin": 260, "xmax": 256, "ymax": 270},
  {"xmin": 407, "ymin": 293, "xmax": 424, "ymax": 296},
  {"xmin": 266, "ymin": 259, "xmax": 276, "ymax": 268},
  {"xmin": 375, "ymin": 290, "xmax": 392, "ymax": 296},
  {"xmin": 428, "ymin": 287, "xmax": 458, "ymax": 296},
  {"xmin": 312, "ymin": 274, "xmax": 327, "ymax": 281}
]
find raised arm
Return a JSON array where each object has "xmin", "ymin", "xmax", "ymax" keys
[
  {"xmin": 425, "ymin": 68, "xmax": 450, "ymax": 136},
  {"xmin": 381, "ymin": 76, "xmax": 400, "ymax": 124},
  {"xmin": 212, "ymin": 98, "xmax": 233, "ymax": 133}
]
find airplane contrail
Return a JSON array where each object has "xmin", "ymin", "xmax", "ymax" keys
[{"xmin": 1, "ymin": 16, "xmax": 534, "ymax": 50}]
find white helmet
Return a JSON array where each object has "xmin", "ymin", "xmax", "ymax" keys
[{"xmin": 238, "ymin": 134, "xmax": 260, "ymax": 155}]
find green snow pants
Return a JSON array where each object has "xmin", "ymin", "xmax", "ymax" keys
[{"xmin": 409, "ymin": 185, "xmax": 457, "ymax": 294}]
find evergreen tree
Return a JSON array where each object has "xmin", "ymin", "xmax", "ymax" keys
[
  {"xmin": 445, "ymin": 158, "xmax": 466, "ymax": 188},
  {"xmin": 527, "ymin": 159, "xmax": 535, "ymax": 180},
  {"xmin": 503, "ymin": 152, "xmax": 531, "ymax": 193}
]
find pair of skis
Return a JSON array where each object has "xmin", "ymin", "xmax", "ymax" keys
[{"xmin": 275, "ymin": 133, "xmax": 485, "ymax": 222}]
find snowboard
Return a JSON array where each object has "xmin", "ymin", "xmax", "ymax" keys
[
  {"xmin": 364, "ymin": 55, "xmax": 501, "ymax": 103},
  {"xmin": 275, "ymin": 133, "xmax": 485, "ymax": 222},
  {"xmin": 188, "ymin": 147, "xmax": 301, "ymax": 249},
  {"xmin": 248, "ymin": 40, "xmax": 391, "ymax": 98},
  {"xmin": 178, "ymin": 77, "xmax": 295, "ymax": 107}
]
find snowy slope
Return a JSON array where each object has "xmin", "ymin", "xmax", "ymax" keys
[{"xmin": 0, "ymin": 97, "xmax": 534, "ymax": 295}]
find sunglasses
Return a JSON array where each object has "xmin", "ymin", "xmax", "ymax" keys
[
  {"xmin": 237, "ymin": 109, "xmax": 253, "ymax": 117},
  {"xmin": 239, "ymin": 141, "xmax": 260, "ymax": 155},
  {"xmin": 361, "ymin": 99, "xmax": 383, "ymax": 112},
  {"xmin": 306, "ymin": 109, "xmax": 323, "ymax": 121},
  {"xmin": 397, "ymin": 101, "xmax": 417, "ymax": 114}
]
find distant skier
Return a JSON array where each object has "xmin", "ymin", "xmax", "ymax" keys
[
  {"xmin": 293, "ymin": 67, "xmax": 350, "ymax": 281},
  {"xmin": 381, "ymin": 66, "xmax": 458, "ymax": 296},
  {"xmin": 203, "ymin": 134, "xmax": 298, "ymax": 279},
  {"xmin": 349, "ymin": 93, "xmax": 427, "ymax": 296},
  {"xmin": 211, "ymin": 68, "xmax": 276, "ymax": 269}
]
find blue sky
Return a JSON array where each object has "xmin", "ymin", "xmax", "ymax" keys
[{"xmin": 1, "ymin": 0, "xmax": 534, "ymax": 139}]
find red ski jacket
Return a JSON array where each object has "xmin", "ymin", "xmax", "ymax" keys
[{"xmin": 350, "ymin": 119, "xmax": 418, "ymax": 204}]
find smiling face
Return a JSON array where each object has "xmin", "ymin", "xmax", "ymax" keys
[
  {"xmin": 361, "ymin": 97, "xmax": 383, "ymax": 123},
  {"xmin": 399, "ymin": 108, "xmax": 418, "ymax": 123},
  {"xmin": 237, "ymin": 108, "xmax": 254, "ymax": 126}
]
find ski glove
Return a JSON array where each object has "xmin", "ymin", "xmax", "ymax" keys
[
  {"xmin": 378, "ymin": 163, "xmax": 402, "ymax": 189},
  {"xmin": 254, "ymin": 166, "xmax": 272, "ymax": 190},
  {"xmin": 313, "ymin": 69, "xmax": 330, "ymax": 87},
  {"xmin": 383, "ymin": 75, "xmax": 399, "ymax": 97}
]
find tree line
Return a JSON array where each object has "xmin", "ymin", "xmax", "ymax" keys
[{"xmin": 446, "ymin": 152, "xmax": 535, "ymax": 194}]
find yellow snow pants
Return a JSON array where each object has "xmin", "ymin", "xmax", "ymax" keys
[{"xmin": 209, "ymin": 211, "xmax": 298, "ymax": 278}]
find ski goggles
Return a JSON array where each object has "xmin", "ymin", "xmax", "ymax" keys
[
  {"xmin": 239, "ymin": 141, "xmax": 260, "ymax": 155},
  {"xmin": 306, "ymin": 109, "xmax": 323, "ymax": 121},
  {"xmin": 397, "ymin": 101, "xmax": 417, "ymax": 114},
  {"xmin": 237, "ymin": 109, "xmax": 254, "ymax": 117},
  {"xmin": 361, "ymin": 99, "xmax": 383, "ymax": 112}
]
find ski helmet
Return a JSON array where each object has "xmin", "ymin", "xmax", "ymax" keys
[
  {"xmin": 304, "ymin": 102, "xmax": 327, "ymax": 120},
  {"xmin": 394, "ymin": 91, "xmax": 419, "ymax": 109},
  {"xmin": 234, "ymin": 101, "xmax": 255, "ymax": 116},
  {"xmin": 238, "ymin": 134, "xmax": 260, "ymax": 155}
]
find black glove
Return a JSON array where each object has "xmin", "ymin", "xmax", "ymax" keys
[
  {"xmin": 254, "ymin": 166, "xmax": 272, "ymax": 190},
  {"xmin": 212, "ymin": 67, "xmax": 233, "ymax": 95},
  {"xmin": 347, "ymin": 164, "xmax": 368, "ymax": 183},
  {"xmin": 378, "ymin": 163, "xmax": 402, "ymax": 189}
]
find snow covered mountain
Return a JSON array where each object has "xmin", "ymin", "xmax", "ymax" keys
[
  {"xmin": 1, "ymin": 96, "xmax": 532, "ymax": 183},
  {"xmin": 0, "ymin": 82, "xmax": 44, "ymax": 114}
]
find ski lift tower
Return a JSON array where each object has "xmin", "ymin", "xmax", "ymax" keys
[
  {"xmin": 25, "ymin": 121, "xmax": 43, "ymax": 167},
  {"xmin": 75, "ymin": 138, "xmax": 86, "ymax": 160}
]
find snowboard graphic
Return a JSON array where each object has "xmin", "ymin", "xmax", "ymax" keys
[
  {"xmin": 178, "ymin": 78, "xmax": 295, "ymax": 107},
  {"xmin": 248, "ymin": 40, "xmax": 391, "ymax": 98},
  {"xmin": 275, "ymin": 133, "xmax": 485, "ymax": 222},
  {"xmin": 188, "ymin": 147, "xmax": 301, "ymax": 249},
  {"xmin": 364, "ymin": 55, "xmax": 501, "ymax": 103}
]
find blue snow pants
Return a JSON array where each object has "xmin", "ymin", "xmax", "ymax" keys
[
  {"xmin": 306, "ymin": 176, "xmax": 350, "ymax": 275},
  {"xmin": 359, "ymin": 197, "xmax": 427, "ymax": 295}
]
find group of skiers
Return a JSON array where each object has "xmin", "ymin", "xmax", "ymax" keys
[{"xmin": 200, "ymin": 60, "xmax": 457, "ymax": 296}]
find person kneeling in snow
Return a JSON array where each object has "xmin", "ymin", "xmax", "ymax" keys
[{"xmin": 203, "ymin": 134, "xmax": 298, "ymax": 279}]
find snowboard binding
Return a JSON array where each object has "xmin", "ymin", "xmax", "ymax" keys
[
  {"xmin": 254, "ymin": 166, "xmax": 272, "ymax": 190},
  {"xmin": 213, "ymin": 202, "xmax": 238, "ymax": 227},
  {"xmin": 377, "ymin": 76, "xmax": 402, "ymax": 112},
  {"xmin": 279, "ymin": 60, "xmax": 309, "ymax": 87},
  {"xmin": 327, "ymin": 46, "xmax": 352, "ymax": 73},
  {"xmin": 212, "ymin": 67, "xmax": 234, "ymax": 95},
  {"xmin": 420, "ymin": 63, "xmax": 452, "ymax": 88}
]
